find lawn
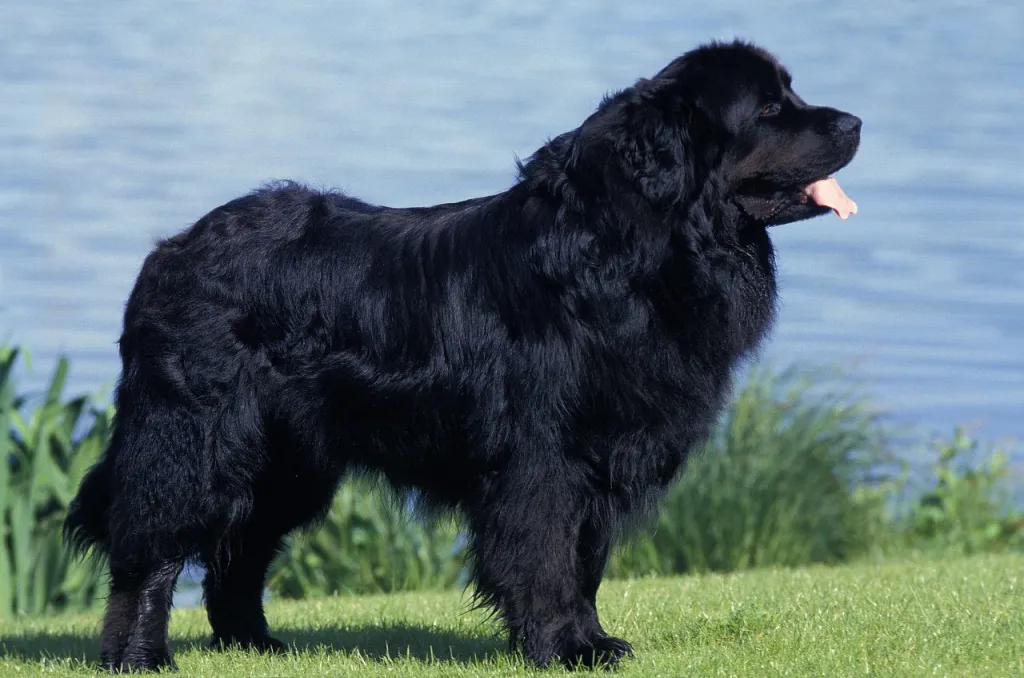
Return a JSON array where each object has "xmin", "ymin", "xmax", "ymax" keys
[{"xmin": 1, "ymin": 553, "xmax": 1021, "ymax": 677}]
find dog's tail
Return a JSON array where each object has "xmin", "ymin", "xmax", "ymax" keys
[{"xmin": 64, "ymin": 456, "xmax": 113, "ymax": 557}]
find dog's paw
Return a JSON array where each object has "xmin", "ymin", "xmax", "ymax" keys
[
  {"xmin": 561, "ymin": 634, "xmax": 634, "ymax": 670},
  {"xmin": 524, "ymin": 625, "xmax": 634, "ymax": 670}
]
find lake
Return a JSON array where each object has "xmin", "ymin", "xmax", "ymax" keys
[{"xmin": 1, "ymin": 0, "xmax": 1022, "ymax": 453}]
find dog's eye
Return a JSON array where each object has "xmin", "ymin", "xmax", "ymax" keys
[{"xmin": 760, "ymin": 103, "xmax": 782, "ymax": 118}]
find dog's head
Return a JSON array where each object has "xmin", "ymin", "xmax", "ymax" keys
[{"xmin": 577, "ymin": 40, "xmax": 861, "ymax": 227}]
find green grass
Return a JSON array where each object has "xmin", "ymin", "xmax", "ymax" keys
[{"xmin": 1, "ymin": 554, "xmax": 1022, "ymax": 677}]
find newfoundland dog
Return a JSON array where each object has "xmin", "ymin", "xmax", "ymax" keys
[{"xmin": 66, "ymin": 39, "xmax": 861, "ymax": 671}]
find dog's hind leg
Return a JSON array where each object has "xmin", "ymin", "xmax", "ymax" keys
[
  {"xmin": 103, "ymin": 559, "xmax": 184, "ymax": 672},
  {"xmin": 98, "ymin": 567, "xmax": 140, "ymax": 670},
  {"xmin": 202, "ymin": 521, "xmax": 287, "ymax": 654},
  {"xmin": 91, "ymin": 390, "xmax": 216, "ymax": 672}
]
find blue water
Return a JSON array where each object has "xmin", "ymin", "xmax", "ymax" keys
[{"xmin": 1, "ymin": 1, "xmax": 1023, "ymax": 454}]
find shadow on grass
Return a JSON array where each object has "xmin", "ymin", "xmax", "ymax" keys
[
  {"xmin": 0, "ymin": 622, "xmax": 506, "ymax": 667},
  {"xmin": 273, "ymin": 622, "xmax": 505, "ymax": 663}
]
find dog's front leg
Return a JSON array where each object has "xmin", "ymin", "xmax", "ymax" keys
[{"xmin": 464, "ymin": 467, "xmax": 632, "ymax": 668}]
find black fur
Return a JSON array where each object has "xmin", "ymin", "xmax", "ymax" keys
[{"xmin": 65, "ymin": 39, "xmax": 860, "ymax": 671}]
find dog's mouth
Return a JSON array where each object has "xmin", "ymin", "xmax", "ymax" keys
[{"xmin": 736, "ymin": 175, "xmax": 857, "ymax": 223}]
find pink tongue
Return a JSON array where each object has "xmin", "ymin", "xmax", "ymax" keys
[{"xmin": 804, "ymin": 177, "xmax": 857, "ymax": 219}]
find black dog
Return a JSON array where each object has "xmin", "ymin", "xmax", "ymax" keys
[{"xmin": 65, "ymin": 39, "xmax": 860, "ymax": 671}]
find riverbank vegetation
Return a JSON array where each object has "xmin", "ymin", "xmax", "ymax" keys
[{"xmin": 1, "ymin": 345, "xmax": 1021, "ymax": 619}]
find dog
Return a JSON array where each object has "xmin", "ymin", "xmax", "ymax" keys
[{"xmin": 65, "ymin": 39, "xmax": 861, "ymax": 671}]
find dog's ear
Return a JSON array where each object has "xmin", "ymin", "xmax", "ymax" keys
[{"xmin": 604, "ymin": 78, "xmax": 706, "ymax": 208}]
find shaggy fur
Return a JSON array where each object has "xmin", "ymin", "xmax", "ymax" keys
[{"xmin": 65, "ymin": 39, "xmax": 861, "ymax": 671}]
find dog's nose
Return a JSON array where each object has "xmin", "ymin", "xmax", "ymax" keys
[{"xmin": 833, "ymin": 114, "xmax": 862, "ymax": 135}]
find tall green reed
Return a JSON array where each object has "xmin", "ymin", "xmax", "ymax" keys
[
  {"xmin": 0, "ymin": 346, "xmax": 111, "ymax": 618},
  {"xmin": 268, "ymin": 480, "xmax": 463, "ymax": 598},
  {"xmin": 610, "ymin": 365, "xmax": 894, "ymax": 576}
]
